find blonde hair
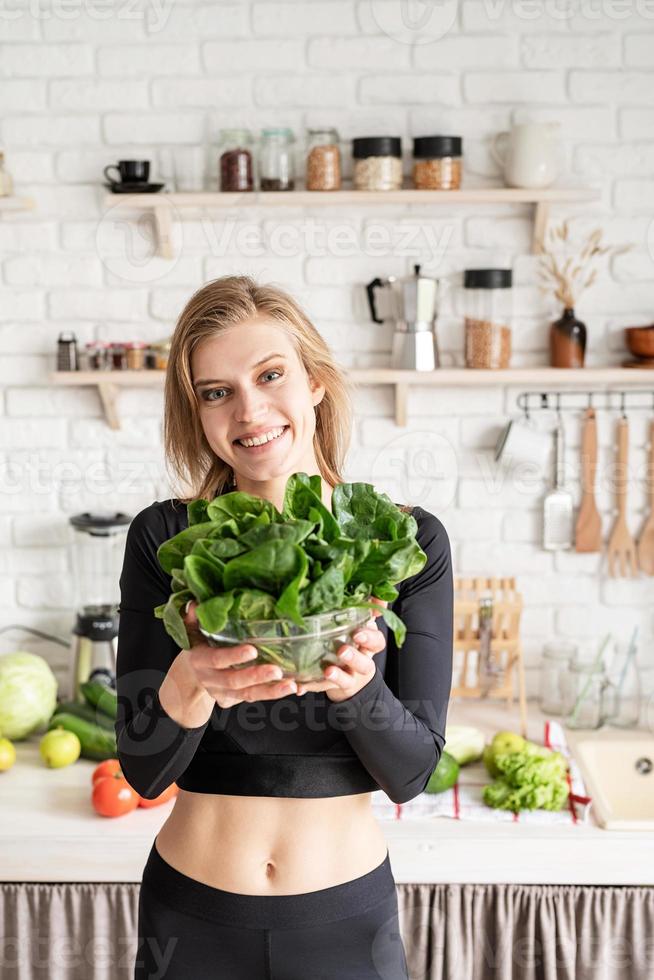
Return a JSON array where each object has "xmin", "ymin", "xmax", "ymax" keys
[{"xmin": 163, "ymin": 275, "xmax": 355, "ymax": 506}]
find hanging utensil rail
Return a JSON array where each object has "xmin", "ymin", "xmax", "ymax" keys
[{"xmin": 516, "ymin": 389, "xmax": 654, "ymax": 417}]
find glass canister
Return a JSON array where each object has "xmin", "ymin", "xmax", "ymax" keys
[
  {"xmin": 352, "ymin": 136, "xmax": 403, "ymax": 191},
  {"xmin": 259, "ymin": 128, "xmax": 295, "ymax": 191},
  {"xmin": 412, "ymin": 135, "xmax": 463, "ymax": 190},
  {"xmin": 463, "ymin": 268, "xmax": 513, "ymax": 369},
  {"xmin": 539, "ymin": 640, "xmax": 577, "ymax": 715},
  {"xmin": 218, "ymin": 128, "xmax": 254, "ymax": 192},
  {"xmin": 110, "ymin": 342, "xmax": 127, "ymax": 370},
  {"xmin": 606, "ymin": 637, "xmax": 641, "ymax": 728},
  {"xmin": 126, "ymin": 341, "xmax": 147, "ymax": 370},
  {"xmin": 305, "ymin": 127, "xmax": 341, "ymax": 191},
  {"xmin": 562, "ymin": 650, "xmax": 617, "ymax": 730}
]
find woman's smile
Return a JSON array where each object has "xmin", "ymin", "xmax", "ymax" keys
[{"xmin": 233, "ymin": 424, "xmax": 291, "ymax": 454}]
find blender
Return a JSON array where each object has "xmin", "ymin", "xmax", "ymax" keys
[
  {"xmin": 68, "ymin": 511, "xmax": 132, "ymax": 702},
  {"xmin": 366, "ymin": 264, "xmax": 440, "ymax": 370}
]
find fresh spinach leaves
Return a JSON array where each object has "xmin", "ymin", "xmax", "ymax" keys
[{"xmin": 154, "ymin": 472, "xmax": 426, "ymax": 652}]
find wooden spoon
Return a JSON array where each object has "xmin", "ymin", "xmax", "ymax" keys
[
  {"xmin": 606, "ymin": 416, "xmax": 638, "ymax": 577},
  {"xmin": 637, "ymin": 419, "xmax": 654, "ymax": 575},
  {"xmin": 575, "ymin": 407, "xmax": 602, "ymax": 552}
]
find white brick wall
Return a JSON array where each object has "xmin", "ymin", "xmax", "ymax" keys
[{"xmin": 1, "ymin": 0, "xmax": 653, "ymax": 705}]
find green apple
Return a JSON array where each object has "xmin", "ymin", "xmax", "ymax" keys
[
  {"xmin": 39, "ymin": 728, "xmax": 81, "ymax": 768},
  {"xmin": 490, "ymin": 731, "xmax": 526, "ymax": 758},
  {"xmin": 0, "ymin": 737, "xmax": 16, "ymax": 772}
]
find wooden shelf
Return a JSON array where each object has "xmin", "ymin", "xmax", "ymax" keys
[
  {"xmin": 102, "ymin": 185, "xmax": 600, "ymax": 259},
  {"xmin": 0, "ymin": 196, "xmax": 35, "ymax": 212},
  {"xmin": 50, "ymin": 366, "xmax": 653, "ymax": 429}
]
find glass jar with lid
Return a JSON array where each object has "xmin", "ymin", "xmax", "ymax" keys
[
  {"xmin": 539, "ymin": 640, "xmax": 577, "ymax": 715},
  {"xmin": 352, "ymin": 136, "xmax": 403, "ymax": 191},
  {"xmin": 412, "ymin": 135, "xmax": 463, "ymax": 190},
  {"xmin": 259, "ymin": 128, "xmax": 295, "ymax": 191},
  {"xmin": 305, "ymin": 127, "xmax": 341, "ymax": 191},
  {"xmin": 463, "ymin": 268, "xmax": 513, "ymax": 369},
  {"xmin": 218, "ymin": 128, "xmax": 254, "ymax": 192}
]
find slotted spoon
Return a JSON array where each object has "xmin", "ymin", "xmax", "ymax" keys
[
  {"xmin": 607, "ymin": 415, "xmax": 638, "ymax": 577},
  {"xmin": 637, "ymin": 419, "xmax": 654, "ymax": 575}
]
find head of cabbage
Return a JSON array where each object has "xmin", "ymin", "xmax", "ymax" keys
[{"xmin": 0, "ymin": 652, "xmax": 58, "ymax": 741}]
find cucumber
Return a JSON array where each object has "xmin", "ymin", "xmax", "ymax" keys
[
  {"xmin": 47, "ymin": 712, "xmax": 117, "ymax": 761},
  {"xmin": 80, "ymin": 681, "xmax": 118, "ymax": 721},
  {"xmin": 55, "ymin": 700, "xmax": 115, "ymax": 732}
]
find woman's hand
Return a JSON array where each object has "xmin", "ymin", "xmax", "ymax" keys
[
  {"xmin": 180, "ymin": 601, "xmax": 297, "ymax": 708},
  {"xmin": 295, "ymin": 598, "xmax": 388, "ymax": 702}
]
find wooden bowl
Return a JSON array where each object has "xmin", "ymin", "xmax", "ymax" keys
[{"xmin": 625, "ymin": 325, "xmax": 654, "ymax": 358}]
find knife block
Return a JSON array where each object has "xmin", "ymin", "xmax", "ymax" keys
[{"xmin": 452, "ymin": 576, "xmax": 528, "ymax": 737}]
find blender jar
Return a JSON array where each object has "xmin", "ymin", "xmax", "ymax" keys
[{"xmin": 463, "ymin": 268, "xmax": 513, "ymax": 369}]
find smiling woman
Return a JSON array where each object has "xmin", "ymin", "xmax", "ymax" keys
[{"xmin": 116, "ymin": 275, "xmax": 453, "ymax": 980}]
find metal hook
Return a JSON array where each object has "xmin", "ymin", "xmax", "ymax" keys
[
  {"xmin": 541, "ymin": 392, "xmax": 549, "ymax": 411},
  {"xmin": 620, "ymin": 390, "xmax": 627, "ymax": 419},
  {"xmin": 587, "ymin": 391, "xmax": 593, "ymax": 410}
]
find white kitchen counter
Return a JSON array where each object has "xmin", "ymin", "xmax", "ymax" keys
[{"xmin": 2, "ymin": 698, "xmax": 653, "ymax": 886}]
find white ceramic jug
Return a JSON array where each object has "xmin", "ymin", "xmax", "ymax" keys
[{"xmin": 491, "ymin": 122, "xmax": 561, "ymax": 189}]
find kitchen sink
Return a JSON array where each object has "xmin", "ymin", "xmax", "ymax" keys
[{"xmin": 567, "ymin": 728, "xmax": 654, "ymax": 830}]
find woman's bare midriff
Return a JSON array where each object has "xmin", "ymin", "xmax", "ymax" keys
[{"xmin": 154, "ymin": 788, "xmax": 389, "ymax": 895}]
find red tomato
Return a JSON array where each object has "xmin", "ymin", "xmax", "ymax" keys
[
  {"xmin": 92, "ymin": 759, "xmax": 122, "ymax": 786},
  {"xmin": 138, "ymin": 783, "xmax": 179, "ymax": 808},
  {"xmin": 92, "ymin": 773, "xmax": 140, "ymax": 818}
]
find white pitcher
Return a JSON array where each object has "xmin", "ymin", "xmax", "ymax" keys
[{"xmin": 491, "ymin": 122, "xmax": 561, "ymax": 189}]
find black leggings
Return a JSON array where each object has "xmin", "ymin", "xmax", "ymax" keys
[{"xmin": 134, "ymin": 838, "xmax": 409, "ymax": 980}]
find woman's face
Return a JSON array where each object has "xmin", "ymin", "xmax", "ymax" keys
[{"xmin": 191, "ymin": 317, "xmax": 325, "ymax": 490}]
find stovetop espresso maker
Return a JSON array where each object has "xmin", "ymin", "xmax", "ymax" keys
[{"xmin": 366, "ymin": 264, "xmax": 439, "ymax": 370}]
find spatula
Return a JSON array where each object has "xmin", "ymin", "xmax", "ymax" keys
[
  {"xmin": 543, "ymin": 413, "xmax": 574, "ymax": 550},
  {"xmin": 575, "ymin": 407, "xmax": 602, "ymax": 552},
  {"xmin": 637, "ymin": 419, "xmax": 654, "ymax": 575},
  {"xmin": 606, "ymin": 415, "xmax": 638, "ymax": 577}
]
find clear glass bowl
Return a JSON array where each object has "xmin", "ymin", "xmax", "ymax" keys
[{"xmin": 199, "ymin": 605, "xmax": 371, "ymax": 682}]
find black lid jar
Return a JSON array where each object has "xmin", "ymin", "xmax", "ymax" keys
[
  {"xmin": 352, "ymin": 136, "xmax": 402, "ymax": 191},
  {"xmin": 412, "ymin": 135, "xmax": 463, "ymax": 190},
  {"xmin": 463, "ymin": 268, "xmax": 513, "ymax": 369}
]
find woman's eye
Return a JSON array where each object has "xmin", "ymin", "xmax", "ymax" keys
[{"xmin": 202, "ymin": 369, "xmax": 283, "ymax": 402}]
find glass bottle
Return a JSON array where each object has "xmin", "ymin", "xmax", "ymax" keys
[
  {"xmin": 606, "ymin": 639, "xmax": 641, "ymax": 728},
  {"xmin": 306, "ymin": 128, "xmax": 341, "ymax": 190},
  {"xmin": 259, "ymin": 128, "xmax": 295, "ymax": 191},
  {"xmin": 218, "ymin": 128, "xmax": 254, "ymax": 192}
]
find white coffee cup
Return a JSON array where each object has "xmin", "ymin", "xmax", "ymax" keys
[
  {"xmin": 491, "ymin": 122, "xmax": 561, "ymax": 190},
  {"xmin": 495, "ymin": 415, "xmax": 552, "ymax": 467}
]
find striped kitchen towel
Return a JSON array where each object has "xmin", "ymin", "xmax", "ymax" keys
[{"xmin": 371, "ymin": 719, "xmax": 592, "ymax": 824}]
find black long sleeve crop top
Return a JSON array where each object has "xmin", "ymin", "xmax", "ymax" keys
[{"xmin": 115, "ymin": 492, "xmax": 454, "ymax": 805}]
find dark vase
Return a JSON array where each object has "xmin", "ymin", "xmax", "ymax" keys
[{"xmin": 550, "ymin": 307, "xmax": 586, "ymax": 368}]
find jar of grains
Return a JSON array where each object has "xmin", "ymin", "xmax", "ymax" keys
[
  {"xmin": 352, "ymin": 137, "xmax": 403, "ymax": 191},
  {"xmin": 126, "ymin": 341, "xmax": 147, "ymax": 370},
  {"xmin": 218, "ymin": 128, "xmax": 254, "ymax": 192},
  {"xmin": 259, "ymin": 128, "xmax": 295, "ymax": 191},
  {"xmin": 412, "ymin": 135, "xmax": 462, "ymax": 190},
  {"xmin": 463, "ymin": 268, "xmax": 513, "ymax": 369},
  {"xmin": 305, "ymin": 128, "xmax": 341, "ymax": 190}
]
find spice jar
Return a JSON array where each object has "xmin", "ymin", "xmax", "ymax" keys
[
  {"xmin": 259, "ymin": 128, "xmax": 295, "ymax": 191},
  {"xmin": 463, "ymin": 268, "xmax": 513, "ymax": 369},
  {"xmin": 144, "ymin": 345, "xmax": 158, "ymax": 370},
  {"xmin": 109, "ymin": 342, "xmax": 127, "ymax": 370},
  {"xmin": 305, "ymin": 128, "xmax": 341, "ymax": 190},
  {"xmin": 85, "ymin": 341, "xmax": 110, "ymax": 371},
  {"xmin": 412, "ymin": 135, "xmax": 462, "ymax": 190},
  {"xmin": 218, "ymin": 128, "xmax": 254, "ymax": 192},
  {"xmin": 126, "ymin": 341, "xmax": 147, "ymax": 370},
  {"xmin": 151, "ymin": 338, "xmax": 171, "ymax": 370},
  {"xmin": 352, "ymin": 137, "xmax": 402, "ymax": 191}
]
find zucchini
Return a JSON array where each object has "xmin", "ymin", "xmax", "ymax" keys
[
  {"xmin": 54, "ymin": 700, "xmax": 115, "ymax": 732},
  {"xmin": 80, "ymin": 681, "xmax": 117, "ymax": 721},
  {"xmin": 47, "ymin": 712, "xmax": 117, "ymax": 761}
]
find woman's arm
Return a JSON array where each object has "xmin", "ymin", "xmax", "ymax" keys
[
  {"xmin": 115, "ymin": 504, "xmax": 213, "ymax": 800},
  {"xmin": 329, "ymin": 509, "xmax": 454, "ymax": 804}
]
